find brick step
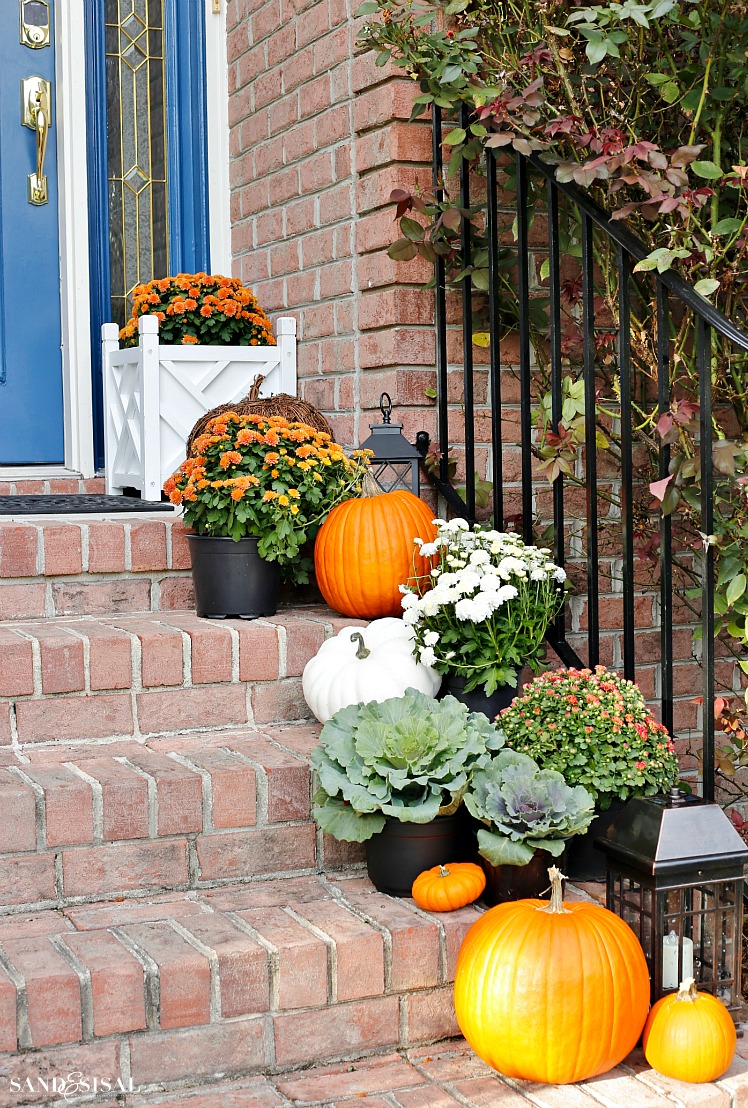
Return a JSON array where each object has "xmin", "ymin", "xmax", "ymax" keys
[
  {"xmin": 0, "ymin": 872, "xmax": 477, "ymax": 1093},
  {"xmin": 0, "ymin": 607, "xmax": 359, "ymax": 750},
  {"xmin": 0, "ymin": 516, "xmax": 193, "ymax": 619},
  {"xmin": 0, "ymin": 476, "xmax": 105, "ymax": 496},
  {"xmin": 0, "ymin": 723, "xmax": 368, "ymax": 912}
]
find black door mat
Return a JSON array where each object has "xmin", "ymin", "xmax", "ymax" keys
[{"xmin": 0, "ymin": 495, "xmax": 175, "ymax": 515}]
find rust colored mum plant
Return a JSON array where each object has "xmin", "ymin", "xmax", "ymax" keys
[
  {"xmin": 119, "ymin": 273, "xmax": 276, "ymax": 348},
  {"xmin": 164, "ymin": 413, "xmax": 369, "ymax": 583},
  {"xmin": 500, "ymin": 666, "xmax": 679, "ymax": 810}
]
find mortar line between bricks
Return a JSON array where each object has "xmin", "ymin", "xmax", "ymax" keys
[
  {"xmin": 167, "ymin": 918, "xmax": 221, "ymax": 1022},
  {"xmin": 37, "ymin": 524, "xmax": 46, "ymax": 576},
  {"xmin": 404, "ymin": 901, "xmax": 449, "ymax": 986},
  {"xmin": 50, "ymin": 933, "xmax": 94, "ymax": 1042},
  {"xmin": 124, "ymin": 523, "xmax": 133, "ymax": 571},
  {"xmin": 227, "ymin": 623, "xmax": 240, "ymax": 683},
  {"xmin": 168, "ymin": 752, "xmax": 213, "ymax": 831},
  {"xmin": 164, "ymin": 521, "xmax": 173, "ymax": 569},
  {"xmin": 319, "ymin": 877, "xmax": 394, "ymax": 993},
  {"xmin": 65, "ymin": 625, "xmax": 92, "ymax": 694},
  {"xmin": 117, "ymin": 756, "xmax": 158, "ymax": 838},
  {"xmin": 80, "ymin": 522, "xmax": 90, "ymax": 573},
  {"xmin": 178, "ymin": 628, "xmax": 193, "ymax": 687},
  {"xmin": 64, "ymin": 762, "xmax": 104, "ymax": 842},
  {"xmin": 284, "ymin": 906, "xmax": 336, "ymax": 1005},
  {"xmin": 7, "ymin": 709, "xmax": 26, "ymax": 761},
  {"xmin": 12, "ymin": 627, "xmax": 42, "ymax": 697},
  {"xmin": 0, "ymin": 941, "xmax": 30, "ymax": 1049},
  {"xmin": 223, "ymin": 911, "xmax": 279, "ymax": 1011},
  {"xmin": 119, "ymin": 1038, "xmax": 132, "ymax": 1088},
  {"xmin": 53, "ymin": 852, "xmax": 64, "ymax": 902},
  {"xmin": 226, "ymin": 747, "xmax": 269, "ymax": 824},
  {"xmin": 111, "ymin": 927, "xmax": 160, "ymax": 1031},
  {"xmin": 7, "ymin": 766, "xmax": 46, "ymax": 850}
]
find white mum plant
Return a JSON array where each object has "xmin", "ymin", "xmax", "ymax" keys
[{"xmin": 401, "ymin": 519, "xmax": 566, "ymax": 696}]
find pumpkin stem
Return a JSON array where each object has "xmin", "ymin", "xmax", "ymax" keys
[
  {"xmin": 350, "ymin": 632, "xmax": 370, "ymax": 660},
  {"xmin": 439, "ymin": 865, "xmax": 451, "ymax": 877},
  {"xmin": 675, "ymin": 977, "xmax": 699, "ymax": 1003},
  {"xmin": 536, "ymin": 867, "xmax": 572, "ymax": 915},
  {"xmin": 361, "ymin": 471, "xmax": 385, "ymax": 499}
]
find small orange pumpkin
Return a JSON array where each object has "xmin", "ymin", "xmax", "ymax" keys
[
  {"xmin": 454, "ymin": 867, "xmax": 651, "ymax": 1084},
  {"xmin": 314, "ymin": 473, "xmax": 437, "ymax": 619},
  {"xmin": 412, "ymin": 863, "xmax": 486, "ymax": 912},
  {"xmin": 643, "ymin": 977, "xmax": 736, "ymax": 1083}
]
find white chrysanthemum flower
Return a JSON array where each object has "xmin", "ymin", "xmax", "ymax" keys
[
  {"xmin": 496, "ymin": 584, "xmax": 519, "ymax": 603},
  {"xmin": 423, "ymin": 630, "xmax": 439, "ymax": 646},
  {"xmin": 418, "ymin": 541, "xmax": 439, "ymax": 557},
  {"xmin": 469, "ymin": 549, "xmax": 490, "ymax": 565},
  {"xmin": 419, "ymin": 646, "xmax": 437, "ymax": 667},
  {"xmin": 400, "ymin": 592, "xmax": 418, "ymax": 610},
  {"xmin": 402, "ymin": 607, "xmax": 419, "ymax": 625},
  {"xmin": 554, "ymin": 567, "xmax": 567, "ymax": 582}
]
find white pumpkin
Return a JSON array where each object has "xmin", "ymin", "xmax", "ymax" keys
[{"xmin": 302, "ymin": 617, "xmax": 441, "ymax": 722}]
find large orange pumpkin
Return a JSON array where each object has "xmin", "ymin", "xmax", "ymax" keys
[
  {"xmin": 643, "ymin": 977, "xmax": 736, "ymax": 1083},
  {"xmin": 453, "ymin": 868, "xmax": 651, "ymax": 1084},
  {"xmin": 314, "ymin": 475, "xmax": 437, "ymax": 618}
]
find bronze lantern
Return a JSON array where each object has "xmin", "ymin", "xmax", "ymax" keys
[{"xmin": 596, "ymin": 788, "xmax": 748, "ymax": 1023}]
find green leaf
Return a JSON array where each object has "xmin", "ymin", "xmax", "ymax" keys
[
  {"xmin": 692, "ymin": 160, "xmax": 724, "ymax": 180},
  {"xmin": 726, "ymin": 573, "xmax": 747, "ymax": 608},
  {"xmin": 355, "ymin": 0, "xmax": 378, "ymax": 12},
  {"xmin": 388, "ymin": 238, "xmax": 419, "ymax": 262},
  {"xmin": 712, "ymin": 218, "xmax": 742, "ymax": 236},
  {"xmin": 586, "ymin": 39, "xmax": 608, "ymax": 65},
  {"xmin": 660, "ymin": 81, "xmax": 680, "ymax": 104},
  {"xmin": 540, "ymin": 257, "xmax": 550, "ymax": 280},
  {"xmin": 445, "ymin": 0, "xmax": 470, "ymax": 12},
  {"xmin": 400, "ymin": 216, "xmax": 424, "ymax": 242},
  {"xmin": 477, "ymin": 828, "xmax": 534, "ymax": 867},
  {"xmin": 443, "ymin": 127, "xmax": 466, "ymax": 146},
  {"xmin": 694, "ymin": 278, "xmax": 720, "ymax": 297}
]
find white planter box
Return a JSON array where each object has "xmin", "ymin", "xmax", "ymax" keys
[{"xmin": 102, "ymin": 314, "xmax": 297, "ymax": 501}]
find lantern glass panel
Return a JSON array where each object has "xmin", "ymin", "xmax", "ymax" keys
[{"xmin": 370, "ymin": 460, "xmax": 418, "ymax": 494}]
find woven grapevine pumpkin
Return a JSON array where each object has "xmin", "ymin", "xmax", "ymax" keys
[
  {"xmin": 314, "ymin": 474, "xmax": 437, "ymax": 619},
  {"xmin": 454, "ymin": 868, "xmax": 650, "ymax": 1084},
  {"xmin": 643, "ymin": 977, "xmax": 736, "ymax": 1083},
  {"xmin": 412, "ymin": 863, "xmax": 486, "ymax": 912}
]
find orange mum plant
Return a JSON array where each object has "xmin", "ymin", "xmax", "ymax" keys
[
  {"xmin": 119, "ymin": 273, "xmax": 276, "ymax": 348},
  {"xmin": 165, "ymin": 413, "xmax": 370, "ymax": 583}
]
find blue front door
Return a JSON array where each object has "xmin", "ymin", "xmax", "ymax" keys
[{"xmin": 0, "ymin": 0, "xmax": 64, "ymax": 463}]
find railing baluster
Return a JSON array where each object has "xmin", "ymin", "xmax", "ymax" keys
[
  {"xmin": 486, "ymin": 148, "xmax": 503, "ymax": 531},
  {"xmin": 698, "ymin": 317, "xmax": 715, "ymax": 802},
  {"xmin": 459, "ymin": 103, "xmax": 475, "ymax": 520},
  {"xmin": 516, "ymin": 152, "xmax": 533, "ymax": 544},
  {"xmin": 432, "ymin": 106, "xmax": 449, "ymax": 488},
  {"xmin": 547, "ymin": 179, "xmax": 566, "ymax": 647},
  {"xmin": 657, "ymin": 282, "xmax": 674, "ymax": 737},
  {"xmin": 618, "ymin": 246, "xmax": 636, "ymax": 681},
  {"xmin": 581, "ymin": 212, "xmax": 599, "ymax": 669}
]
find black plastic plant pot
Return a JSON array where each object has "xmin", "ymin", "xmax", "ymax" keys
[
  {"xmin": 438, "ymin": 674, "xmax": 517, "ymax": 721},
  {"xmin": 564, "ymin": 799, "xmax": 627, "ymax": 881},
  {"xmin": 479, "ymin": 847, "xmax": 562, "ymax": 907},
  {"xmin": 187, "ymin": 534, "xmax": 279, "ymax": 620},
  {"xmin": 364, "ymin": 812, "xmax": 474, "ymax": 897}
]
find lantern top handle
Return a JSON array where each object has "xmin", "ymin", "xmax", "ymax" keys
[{"xmin": 379, "ymin": 393, "xmax": 393, "ymax": 424}]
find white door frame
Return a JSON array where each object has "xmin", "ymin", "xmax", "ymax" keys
[{"xmin": 50, "ymin": 0, "xmax": 231, "ymax": 480}]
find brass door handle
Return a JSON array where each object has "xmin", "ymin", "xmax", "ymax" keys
[{"xmin": 20, "ymin": 75, "xmax": 51, "ymax": 205}]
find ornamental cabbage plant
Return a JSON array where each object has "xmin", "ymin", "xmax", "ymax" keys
[
  {"xmin": 311, "ymin": 688, "xmax": 505, "ymax": 842},
  {"xmin": 465, "ymin": 750, "xmax": 595, "ymax": 867},
  {"xmin": 400, "ymin": 520, "xmax": 566, "ymax": 695}
]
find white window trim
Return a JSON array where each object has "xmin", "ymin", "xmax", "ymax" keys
[
  {"xmin": 204, "ymin": 0, "xmax": 232, "ymax": 275},
  {"xmin": 56, "ymin": 0, "xmax": 95, "ymax": 476}
]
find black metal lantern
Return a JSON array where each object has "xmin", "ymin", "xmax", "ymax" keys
[
  {"xmin": 596, "ymin": 788, "xmax": 748, "ymax": 1022},
  {"xmin": 359, "ymin": 393, "xmax": 421, "ymax": 495}
]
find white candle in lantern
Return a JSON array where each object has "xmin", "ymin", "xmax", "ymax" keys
[
  {"xmin": 662, "ymin": 931, "xmax": 694, "ymax": 989},
  {"xmin": 681, "ymin": 935, "xmax": 694, "ymax": 979},
  {"xmin": 662, "ymin": 930, "xmax": 680, "ymax": 989}
]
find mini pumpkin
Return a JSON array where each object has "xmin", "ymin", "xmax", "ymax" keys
[
  {"xmin": 302, "ymin": 617, "xmax": 440, "ymax": 722},
  {"xmin": 454, "ymin": 867, "xmax": 651, "ymax": 1084},
  {"xmin": 643, "ymin": 977, "xmax": 736, "ymax": 1083},
  {"xmin": 412, "ymin": 863, "xmax": 486, "ymax": 912},
  {"xmin": 314, "ymin": 473, "xmax": 437, "ymax": 619}
]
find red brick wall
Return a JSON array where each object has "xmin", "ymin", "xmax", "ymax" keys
[{"xmin": 226, "ymin": 0, "xmax": 438, "ymax": 448}]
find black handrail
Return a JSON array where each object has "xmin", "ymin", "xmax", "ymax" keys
[{"xmin": 424, "ymin": 108, "xmax": 748, "ymax": 803}]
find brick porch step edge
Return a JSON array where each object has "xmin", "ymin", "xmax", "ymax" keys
[
  {"xmin": 0, "ymin": 517, "xmax": 192, "ymax": 619},
  {"xmin": 0, "ymin": 724, "xmax": 368, "ymax": 911},
  {"xmin": 0, "ymin": 873, "xmax": 479, "ymax": 1069},
  {"xmin": 0, "ymin": 607, "xmax": 365, "ymax": 746}
]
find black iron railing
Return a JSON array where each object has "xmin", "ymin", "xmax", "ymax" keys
[{"xmin": 424, "ymin": 106, "xmax": 748, "ymax": 802}]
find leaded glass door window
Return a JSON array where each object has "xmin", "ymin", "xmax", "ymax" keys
[{"xmin": 105, "ymin": 0, "xmax": 168, "ymax": 329}]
